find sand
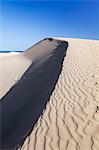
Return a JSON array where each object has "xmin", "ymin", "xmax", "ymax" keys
[
  {"xmin": 0, "ymin": 39, "xmax": 68, "ymax": 149},
  {"xmin": 0, "ymin": 52, "xmax": 21, "ymax": 58},
  {"xmin": 20, "ymin": 38, "xmax": 99, "ymax": 150},
  {"xmin": 0, "ymin": 39, "xmax": 59, "ymax": 99},
  {"xmin": 0, "ymin": 38, "xmax": 99, "ymax": 150},
  {"xmin": 0, "ymin": 51, "xmax": 31, "ymax": 99}
]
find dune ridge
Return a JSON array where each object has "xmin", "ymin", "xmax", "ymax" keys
[
  {"xmin": 20, "ymin": 38, "xmax": 99, "ymax": 150},
  {"xmin": 0, "ymin": 39, "xmax": 68, "ymax": 149},
  {"xmin": 0, "ymin": 39, "xmax": 59, "ymax": 99}
]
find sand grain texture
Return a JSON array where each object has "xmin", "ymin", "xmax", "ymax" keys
[{"xmin": 20, "ymin": 38, "xmax": 99, "ymax": 150}]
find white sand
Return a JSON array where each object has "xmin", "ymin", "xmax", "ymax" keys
[{"xmin": 20, "ymin": 38, "xmax": 99, "ymax": 150}]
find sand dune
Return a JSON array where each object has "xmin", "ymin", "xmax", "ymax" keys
[
  {"xmin": 0, "ymin": 52, "xmax": 21, "ymax": 58},
  {"xmin": 0, "ymin": 39, "xmax": 68, "ymax": 149},
  {"xmin": 0, "ymin": 39, "xmax": 61, "ymax": 99},
  {"xmin": 0, "ymin": 38, "xmax": 99, "ymax": 150},
  {"xmin": 20, "ymin": 38, "xmax": 99, "ymax": 150}
]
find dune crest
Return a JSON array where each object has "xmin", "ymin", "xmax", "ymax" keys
[
  {"xmin": 20, "ymin": 38, "xmax": 99, "ymax": 150},
  {"xmin": 0, "ymin": 39, "xmax": 60, "ymax": 98}
]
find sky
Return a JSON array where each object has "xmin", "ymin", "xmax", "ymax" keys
[{"xmin": 0, "ymin": 0, "xmax": 99, "ymax": 51}]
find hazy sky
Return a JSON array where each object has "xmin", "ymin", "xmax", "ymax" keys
[{"xmin": 1, "ymin": 0, "xmax": 99, "ymax": 51}]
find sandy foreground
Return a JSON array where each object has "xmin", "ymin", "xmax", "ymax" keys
[
  {"xmin": 0, "ymin": 38, "xmax": 99, "ymax": 150},
  {"xmin": 20, "ymin": 38, "xmax": 99, "ymax": 150}
]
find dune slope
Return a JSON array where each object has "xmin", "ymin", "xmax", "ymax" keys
[
  {"xmin": 0, "ymin": 39, "xmax": 68, "ymax": 149},
  {"xmin": 0, "ymin": 39, "xmax": 62, "ymax": 98},
  {"xmin": 20, "ymin": 38, "xmax": 99, "ymax": 150}
]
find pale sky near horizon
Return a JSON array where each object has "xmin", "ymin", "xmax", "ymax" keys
[{"xmin": 1, "ymin": 0, "xmax": 99, "ymax": 51}]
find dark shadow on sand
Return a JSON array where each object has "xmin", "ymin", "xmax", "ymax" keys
[{"xmin": 0, "ymin": 40, "xmax": 68, "ymax": 149}]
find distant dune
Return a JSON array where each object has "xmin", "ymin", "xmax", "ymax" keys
[
  {"xmin": 0, "ymin": 52, "xmax": 20, "ymax": 57},
  {"xmin": 0, "ymin": 38, "xmax": 99, "ymax": 150}
]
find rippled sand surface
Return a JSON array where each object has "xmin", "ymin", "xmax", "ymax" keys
[{"xmin": 20, "ymin": 38, "xmax": 99, "ymax": 150}]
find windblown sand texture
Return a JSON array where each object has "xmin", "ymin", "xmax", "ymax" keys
[
  {"xmin": 0, "ymin": 39, "xmax": 68, "ymax": 149},
  {"xmin": 20, "ymin": 38, "xmax": 99, "ymax": 150},
  {"xmin": 0, "ymin": 38, "xmax": 99, "ymax": 150}
]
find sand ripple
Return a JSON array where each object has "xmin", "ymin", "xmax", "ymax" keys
[{"xmin": 20, "ymin": 39, "xmax": 99, "ymax": 150}]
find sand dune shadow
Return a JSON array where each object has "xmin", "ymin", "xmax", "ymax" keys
[{"xmin": 0, "ymin": 40, "xmax": 68, "ymax": 149}]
